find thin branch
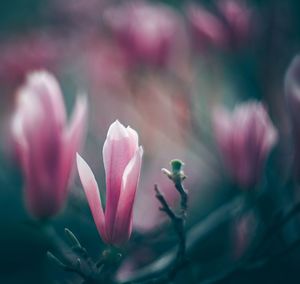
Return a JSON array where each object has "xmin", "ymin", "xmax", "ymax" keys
[
  {"xmin": 199, "ymin": 202, "xmax": 300, "ymax": 284},
  {"xmin": 173, "ymin": 178, "xmax": 188, "ymax": 218},
  {"xmin": 154, "ymin": 185, "xmax": 177, "ymax": 220},
  {"xmin": 154, "ymin": 185, "xmax": 186, "ymax": 267},
  {"xmin": 120, "ymin": 197, "xmax": 244, "ymax": 284},
  {"xmin": 162, "ymin": 159, "xmax": 188, "ymax": 219},
  {"xmin": 159, "ymin": 160, "xmax": 188, "ymax": 266}
]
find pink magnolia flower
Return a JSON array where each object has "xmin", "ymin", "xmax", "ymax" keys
[
  {"xmin": 11, "ymin": 71, "xmax": 87, "ymax": 218},
  {"xmin": 103, "ymin": 2, "xmax": 180, "ymax": 67},
  {"xmin": 213, "ymin": 101, "xmax": 277, "ymax": 188},
  {"xmin": 77, "ymin": 120, "xmax": 143, "ymax": 246},
  {"xmin": 285, "ymin": 55, "xmax": 300, "ymax": 178}
]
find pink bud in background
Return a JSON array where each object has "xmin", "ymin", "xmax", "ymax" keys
[
  {"xmin": 11, "ymin": 71, "xmax": 87, "ymax": 219},
  {"xmin": 186, "ymin": 4, "xmax": 229, "ymax": 51},
  {"xmin": 285, "ymin": 56, "xmax": 300, "ymax": 179},
  {"xmin": 217, "ymin": 0, "xmax": 253, "ymax": 46},
  {"xmin": 213, "ymin": 101, "xmax": 277, "ymax": 188},
  {"xmin": 104, "ymin": 2, "xmax": 180, "ymax": 67},
  {"xmin": 77, "ymin": 121, "xmax": 143, "ymax": 246}
]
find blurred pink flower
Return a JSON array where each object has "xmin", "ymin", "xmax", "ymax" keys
[
  {"xmin": 213, "ymin": 101, "xmax": 277, "ymax": 188},
  {"xmin": 187, "ymin": 4, "xmax": 229, "ymax": 51},
  {"xmin": 285, "ymin": 55, "xmax": 300, "ymax": 179},
  {"xmin": 104, "ymin": 2, "xmax": 181, "ymax": 67},
  {"xmin": 11, "ymin": 71, "xmax": 87, "ymax": 219},
  {"xmin": 187, "ymin": 0, "xmax": 253, "ymax": 52},
  {"xmin": 77, "ymin": 121, "xmax": 143, "ymax": 246},
  {"xmin": 217, "ymin": 0, "xmax": 253, "ymax": 46}
]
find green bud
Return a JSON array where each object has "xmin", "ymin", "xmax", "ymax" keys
[{"xmin": 170, "ymin": 159, "xmax": 184, "ymax": 173}]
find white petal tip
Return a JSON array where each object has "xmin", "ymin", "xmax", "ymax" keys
[
  {"xmin": 76, "ymin": 153, "xmax": 86, "ymax": 169},
  {"xmin": 107, "ymin": 120, "xmax": 128, "ymax": 140},
  {"xmin": 26, "ymin": 70, "xmax": 57, "ymax": 86},
  {"xmin": 76, "ymin": 154, "xmax": 98, "ymax": 192}
]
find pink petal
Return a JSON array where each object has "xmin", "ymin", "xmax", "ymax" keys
[
  {"xmin": 18, "ymin": 78, "xmax": 63, "ymax": 196},
  {"xmin": 112, "ymin": 146, "xmax": 143, "ymax": 245},
  {"xmin": 14, "ymin": 94, "xmax": 60, "ymax": 217},
  {"xmin": 11, "ymin": 111, "xmax": 28, "ymax": 164},
  {"xmin": 217, "ymin": 0, "xmax": 252, "ymax": 43},
  {"xmin": 187, "ymin": 4, "xmax": 229, "ymax": 49},
  {"xmin": 126, "ymin": 126, "xmax": 139, "ymax": 150},
  {"xmin": 102, "ymin": 120, "xmax": 138, "ymax": 240},
  {"xmin": 214, "ymin": 101, "xmax": 277, "ymax": 188},
  {"xmin": 58, "ymin": 95, "xmax": 87, "ymax": 204},
  {"xmin": 11, "ymin": 71, "xmax": 86, "ymax": 218},
  {"xmin": 76, "ymin": 153, "xmax": 107, "ymax": 242},
  {"xmin": 25, "ymin": 71, "xmax": 66, "ymax": 129}
]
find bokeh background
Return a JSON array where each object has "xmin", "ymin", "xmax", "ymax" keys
[{"xmin": 1, "ymin": 0, "xmax": 300, "ymax": 283}]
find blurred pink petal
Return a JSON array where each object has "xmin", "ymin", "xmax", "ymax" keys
[
  {"xmin": 83, "ymin": 39, "xmax": 130, "ymax": 92},
  {"xmin": 217, "ymin": 0, "xmax": 253, "ymax": 46},
  {"xmin": 59, "ymin": 95, "xmax": 88, "ymax": 203},
  {"xmin": 213, "ymin": 101, "xmax": 277, "ymax": 188},
  {"xmin": 187, "ymin": 4, "xmax": 229, "ymax": 51},
  {"xmin": 11, "ymin": 71, "xmax": 87, "ymax": 218},
  {"xmin": 104, "ymin": 2, "xmax": 181, "ymax": 67}
]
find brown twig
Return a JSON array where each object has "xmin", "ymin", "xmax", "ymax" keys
[
  {"xmin": 154, "ymin": 185, "xmax": 186, "ymax": 268},
  {"xmin": 155, "ymin": 159, "xmax": 188, "ymax": 280}
]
